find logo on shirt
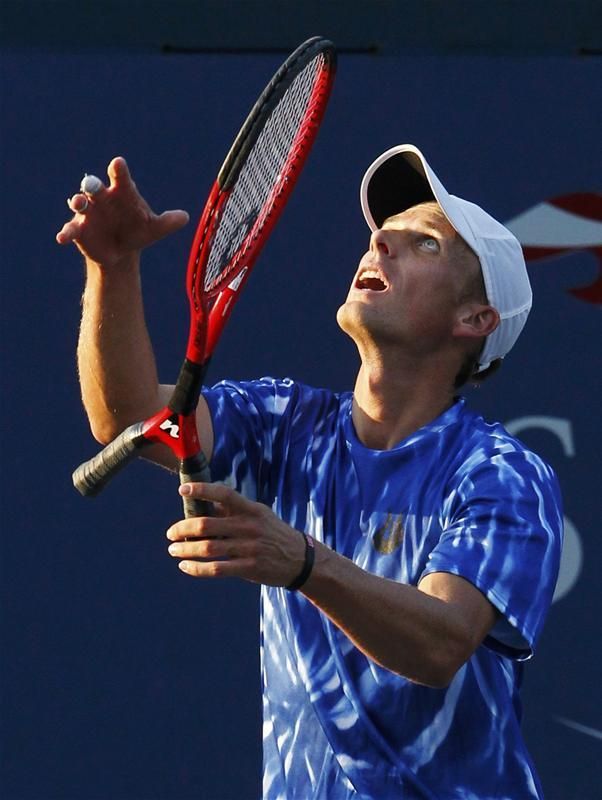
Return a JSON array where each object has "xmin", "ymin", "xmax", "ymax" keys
[{"xmin": 372, "ymin": 513, "xmax": 404, "ymax": 554}]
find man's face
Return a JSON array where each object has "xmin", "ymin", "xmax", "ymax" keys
[{"xmin": 337, "ymin": 203, "xmax": 481, "ymax": 353}]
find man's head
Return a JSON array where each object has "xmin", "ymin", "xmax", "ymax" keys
[
  {"xmin": 360, "ymin": 145, "xmax": 532, "ymax": 374},
  {"xmin": 338, "ymin": 200, "xmax": 500, "ymax": 385}
]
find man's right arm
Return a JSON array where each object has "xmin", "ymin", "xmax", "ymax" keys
[
  {"xmin": 77, "ymin": 253, "xmax": 176, "ymax": 468},
  {"xmin": 58, "ymin": 156, "xmax": 214, "ymax": 469}
]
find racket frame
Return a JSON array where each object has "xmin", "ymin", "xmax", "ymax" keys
[{"xmin": 72, "ymin": 36, "xmax": 337, "ymax": 518}]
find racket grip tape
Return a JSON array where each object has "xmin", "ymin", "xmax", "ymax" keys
[
  {"xmin": 179, "ymin": 452, "xmax": 213, "ymax": 518},
  {"xmin": 72, "ymin": 422, "xmax": 148, "ymax": 497}
]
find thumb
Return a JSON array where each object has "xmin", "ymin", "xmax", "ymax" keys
[{"xmin": 152, "ymin": 208, "xmax": 190, "ymax": 239}]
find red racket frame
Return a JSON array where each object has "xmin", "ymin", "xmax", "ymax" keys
[{"xmin": 72, "ymin": 38, "xmax": 336, "ymax": 517}]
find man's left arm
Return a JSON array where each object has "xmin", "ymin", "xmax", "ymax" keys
[{"xmin": 166, "ymin": 482, "xmax": 498, "ymax": 689}]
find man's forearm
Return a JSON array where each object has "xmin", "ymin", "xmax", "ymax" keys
[
  {"xmin": 302, "ymin": 541, "xmax": 497, "ymax": 688},
  {"xmin": 78, "ymin": 256, "xmax": 163, "ymax": 444},
  {"xmin": 164, "ymin": 483, "xmax": 498, "ymax": 688}
]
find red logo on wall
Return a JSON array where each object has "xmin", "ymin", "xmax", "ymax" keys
[{"xmin": 505, "ymin": 193, "xmax": 602, "ymax": 304}]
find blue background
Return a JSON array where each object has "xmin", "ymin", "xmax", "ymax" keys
[{"xmin": 1, "ymin": 49, "xmax": 601, "ymax": 798}]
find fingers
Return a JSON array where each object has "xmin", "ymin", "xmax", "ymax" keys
[
  {"xmin": 67, "ymin": 193, "xmax": 90, "ymax": 214},
  {"xmin": 167, "ymin": 484, "xmax": 261, "ymax": 577},
  {"xmin": 167, "ymin": 532, "xmax": 246, "ymax": 560},
  {"xmin": 177, "ymin": 558, "xmax": 255, "ymax": 578},
  {"xmin": 56, "ymin": 219, "xmax": 79, "ymax": 245},
  {"xmin": 58, "ymin": 169, "xmax": 107, "ymax": 243},
  {"xmin": 166, "ymin": 512, "xmax": 236, "ymax": 542},
  {"xmin": 167, "ymin": 505, "xmax": 257, "ymax": 545},
  {"xmin": 56, "ymin": 156, "xmax": 190, "ymax": 259},
  {"xmin": 166, "ymin": 512, "xmax": 256, "ymax": 580},
  {"xmin": 107, "ymin": 156, "xmax": 132, "ymax": 189},
  {"xmin": 166, "ymin": 484, "xmax": 305, "ymax": 586},
  {"xmin": 179, "ymin": 482, "xmax": 256, "ymax": 514},
  {"xmin": 106, "ymin": 157, "xmax": 190, "ymax": 232},
  {"xmin": 101, "ymin": 157, "xmax": 190, "ymax": 238},
  {"xmin": 56, "ymin": 208, "xmax": 87, "ymax": 244},
  {"xmin": 56, "ymin": 190, "xmax": 97, "ymax": 245}
]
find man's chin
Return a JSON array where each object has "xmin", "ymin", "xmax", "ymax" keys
[
  {"xmin": 336, "ymin": 300, "xmax": 375, "ymax": 340},
  {"xmin": 335, "ymin": 300, "xmax": 356, "ymax": 336}
]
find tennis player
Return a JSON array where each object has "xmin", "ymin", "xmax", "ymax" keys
[{"xmin": 58, "ymin": 146, "xmax": 563, "ymax": 800}]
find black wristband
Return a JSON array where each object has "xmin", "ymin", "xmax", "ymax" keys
[{"xmin": 285, "ymin": 533, "xmax": 315, "ymax": 591}]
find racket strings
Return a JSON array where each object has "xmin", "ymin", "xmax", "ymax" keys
[{"xmin": 204, "ymin": 53, "xmax": 330, "ymax": 293}]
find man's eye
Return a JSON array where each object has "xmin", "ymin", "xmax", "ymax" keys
[{"xmin": 419, "ymin": 237, "xmax": 439, "ymax": 252}]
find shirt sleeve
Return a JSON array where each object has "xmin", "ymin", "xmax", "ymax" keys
[
  {"xmin": 422, "ymin": 447, "xmax": 563, "ymax": 660},
  {"xmin": 202, "ymin": 377, "xmax": 298, "ymax": 503}
]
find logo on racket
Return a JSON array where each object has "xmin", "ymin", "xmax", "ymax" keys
[
  {"xmin": 216, "ymin": 210, "xmax": 258, "ymax": 274},
  {"xmin": 159, "ymin": 418, "xmax": 180, "ymax": 439},
  {"xmin": 228, "ymin": 267, "xmax": 248, "ymax": 292}
]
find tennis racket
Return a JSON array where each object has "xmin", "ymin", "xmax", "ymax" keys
[{"xmin": 72, "ymin": 36, "xmax": 336, "ymax": 517}]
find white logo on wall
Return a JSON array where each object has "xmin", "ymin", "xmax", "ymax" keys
[{"xmin": 505, "ymin": 415, "xmax": 582, "ymax": 602}]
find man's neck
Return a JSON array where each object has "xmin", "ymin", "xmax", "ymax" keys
[{"xmin": 351, "ymin": 357, "xmax": 457, "ymax": 450}]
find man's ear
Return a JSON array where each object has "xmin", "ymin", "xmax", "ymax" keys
[{"xmin": 453, "ymin": 303, "xmax": 500, "ymax": 340}]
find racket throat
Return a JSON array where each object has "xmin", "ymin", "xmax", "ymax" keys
[
  {"xmin": 170, "ymin": 358, "xmax": 210, "ymax": 416},
  {"xmin": 142, "ymin": 405, "xmax": 202, "ymax": 460}
]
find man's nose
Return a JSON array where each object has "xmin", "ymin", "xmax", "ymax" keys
[{"xmin": 370, "ymin": 228, "xmax": 393, "ymax": 257}]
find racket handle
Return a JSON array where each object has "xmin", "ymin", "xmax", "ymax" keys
[
  {"xmin": 179, "ymin": 452, "xmax": 213, "ymax": 518},
  {"xmin": 73, "ymin": 422, "xmax": 148, "ymax": 497}
]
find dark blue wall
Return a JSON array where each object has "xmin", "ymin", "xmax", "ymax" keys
[{"xmin": 1, "ymin": 50, "xmax": 600, "ymax": 799}]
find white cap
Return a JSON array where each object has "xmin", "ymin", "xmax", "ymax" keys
[{"xmin": 360, "ymin": 144, "xmax": 532, "ymax": 371}]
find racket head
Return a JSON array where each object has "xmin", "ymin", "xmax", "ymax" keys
[
  {"xmin": 184, "ymin": 36, "xmax": 336, "ymax": 366},
  {"xmin": 72, "ymin": 39, "xmax": 336, "ymax": 514}
]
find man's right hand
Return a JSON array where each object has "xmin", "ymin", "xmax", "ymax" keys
[{"xmin": 56, "ymin": 156, "xmax": 189, "ymax": 270}]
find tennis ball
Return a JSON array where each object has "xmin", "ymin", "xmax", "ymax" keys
[{"xmin": 80, "ymin": 174, "xmax": 103, "ymax": 195}]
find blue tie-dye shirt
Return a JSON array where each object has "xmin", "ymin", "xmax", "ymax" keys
[{"xmin": 203, "ymin": 378, "xmax": 563, "ymax": 800}]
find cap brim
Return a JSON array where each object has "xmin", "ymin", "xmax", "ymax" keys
[
  {"xmin": 361, "ymin": 145, "xmax": 436, "ymax": 228},
  {"xmin": 360, "ymin": 144, "xmax": 481, "ymax": 257}
]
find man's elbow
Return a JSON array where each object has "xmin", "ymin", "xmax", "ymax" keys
[
  {"xmin": 414, "ymin": 657, "xmax": 466, "ymax": 689},
  {"xmin": 404, "ymin": 633, "xmax": 476, "ymax": 689},
  {"xmin": 89, "ymin": 419, "xmax": 122, "ymax": 445}
]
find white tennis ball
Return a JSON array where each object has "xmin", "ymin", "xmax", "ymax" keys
[{"xmin": 80, "ymin": 174, "xmax": 103, "ymax": 195}]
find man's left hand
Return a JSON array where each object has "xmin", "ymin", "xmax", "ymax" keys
[{"xmin": 167, "ymin": 483, "xmax": 305, "ymax": 586}]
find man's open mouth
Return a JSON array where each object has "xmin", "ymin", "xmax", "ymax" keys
[{"xmin": 355, "ymin": 269, "xmax": 388, "ymax": 291}]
